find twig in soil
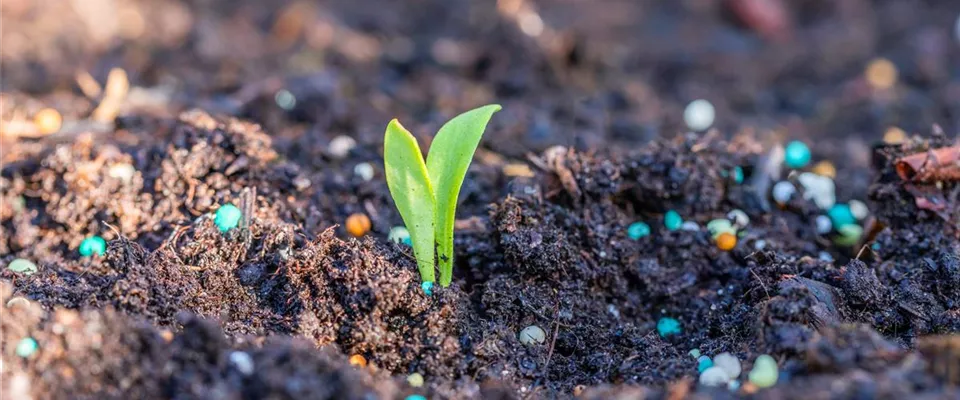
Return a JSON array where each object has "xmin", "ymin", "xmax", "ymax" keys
[
  {"xmin": 185, "ymin": 180, "xmax": 200, "ymax": 215},
  {"xmin": 363, "ymin": 200, "xmax": 381, "ymax": 225},
  {"xmin": 528, "ymin": 146, "xmax": 581, "ymax": 200},
  {"xmin": 75, "ymin": 70, "xmax": 103, "ymax": 99},
  {"xmin": 161, "ymin": 225, "xmax": 190, "ymax": 266},
  {"xmin": 76, "ymin": 221, "xmax": 125, "ymax": 279},
  {"xmin": 749, "ymin": 145, "xmax": 785, "ymax": 212},
  {"xmin": 690, "ymin": 129, "xmax": 721, "ymax": 152},
  {"xmin": 749, "ymin": 268, "xmax": 770, "ymax": 299},
  {"xmin": 92, "ymin": 68, "xmax": 130, "ymax": 123},
  {"xmin": 101, "ymin": 221, "xmax": 123, "ymax": 238},
  {"xmin": 898, "ymin": 303, "xmax": 928, "ymax": 321},
  {"xmin": 861, "ymin": 217, "xmax": 886, "ymax": 246},
  {"xmin": 240, "ymin": 186, "xmax": 257, "ymax": 245},
  {"xmin": 526, "ymin": 292, "xmax": 562, "ymax": 399},
  {"xmin": 519, "ymin": 294, "xmax": 573, "ymax": 328},
  {"xmin": 104, "ymin": 221, "xmax": 140, "ymax": 269}
]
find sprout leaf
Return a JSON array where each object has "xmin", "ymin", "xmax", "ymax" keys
[
  {"xmin": 426, "ymin": 104, "xmax": 501, "ymax": 286},
  {"xmin": 384, "ymin": 119, "xmax": 437, "ymax": 283}
]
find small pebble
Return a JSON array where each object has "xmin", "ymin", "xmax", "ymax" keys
[
  {"xmin": 883, "ymin": 127, "xmax": 907, "ymax": 144},
  {"xmin": 716, "ymin": 232, "xmax": 737, "ymax": 251},
  {"xmin": 421, "ymin": 281, "xmax": 434, "ymax": 296},
  {"xmin": 573, "ymin": 385, "xmax": 586, "ymax": 396},
  {"xmin": 713, "ymin": 352, "xmax": 742, "ymax": 379},
  {"xmin": 664, "ymin": 210, "xmax": 683, "ymax": 231},
  {"xmin": 849, "ymin": 200, "xmax": 869, "ymax": 220},
  {"xmin": 783, "ymin": 141, "xmax": 811, "ymax": 169},
  {"xmin": 753, "ymin": 240, "xmax": 767, "ymax": 250},
  {"xmin": 748, "ymin": 355, "xmax": 779, "ymax": 388},
  {"xmin": 771, "ymin": 181, "xmax": 796, "ymax": 204},
  {"xmin": 407, "ymin": 372, "xmax": 425, "ymax": 387},
  {"xmin": 699, "ymin": 366, "xmax": 730, "ymax": 386},
  {"xmin": 229, "ymin": 351, "xmax": 255, "ymax": 375},
  {"xmin": 627, "ymin": 222, "xmax": 651, "ymax": 240},
  {"xmin": 34, "ymin": 108, "xmax": 62, "ymax": 135},
  {"xmin": 6, "ymin": 297, "xmax": 31, "ymax": 308},
  {"xmin": 697, "ymin": 355, "xmax": 714, "ymax": 373},
  {"xmin": 354, "ymin": 162, "xmax": 375, "ymax": 181},
  {"xmin": 293, "ymin": 176, "xmax": 312, "ymax": 191},
  {"xmin": 345, "ymin": 213, "xmax": 372, "ymax": 237},
  {"xmin": 727, "ymin": 209, "xmax": 749, "ymax": 229},
  {"xmin": 405, "ymin": 395, "xmax": 427, "ymax": 400},
  {"xmin": 656, "ymin": 317, "xmax": 681, "ymax": 338},
  {"xmin": 16, "ymin": 338, "xmax": 38, "ymax": 358},
  {"xmin": 815, "ymin": 215, "xmax": 833, "ymax": 234},
  {"xmin": 79, "ymin": 236, "xmax": 107, "ymax": 257},
  {"xmin": 689, "ymin": 349, "xmax": 701, "ymax": 359},
  {"xmin": 683, "ymin": 99, "xmax": 715, "ymax": 131},
  {"xmin": 349, "ymin": 354, "xmax": 368, "ymax": 367},
  {"xmin": 519, "ymin": 325, "xmax": 546, "ymax": 345},
  {"xmin": 329, "ymin": 135, "xmax": 357, "ymax": 159},
  {"xmin": 797, "ymin": 172, "xmax": 836, "ymax": 209},
  {"xmin": 214, "ymin": 204, "xmax": 242, "ymax": 232},
  {"xmin": 681, "ymin": 221, "xmax": 700, "ymax": 231},
  {"xmin": 835, "ymin": 224, "xmax": 864, "ymax": 247},
  {"xmin": 707, "ymin": 219, "xmax": 736, "ymax": 239},
  {"xmin": 502, "ymin": 163, "xmax": 534, "ymax": 177},
  {"xmin": 865, "ymin": 58, "xmax": 898, "ymax": 90},
  {"xmin": 274, "ymin": 89, "xmax": 296, "ymax": 110},
  {"xmin": 517, "ymin": 11, "xmax": 543, "ymax": 36},
  {"xmin": 389, "ymin": 226, "xmax": 412, "ymax": 246},
  {"xmin": 827, "ymin": 204, "xmax": 856, "ymax": 228},
  {"xmin": 731, "ymin": 166, "xmax": 744, "ymax": 184},
  {"xmin": 728, "ymin": 380, "xmax": 741, "ymax": 391},
  {"xmin": 9, "ymin": 373, "xmax": 30, "ymax": 397},
  {"xmin": 7, "ymin": 259, "xmax": 37, "ymax": 275},
  {"xmin": 108, "ymin": 163, "xmax": 137, "ymax": 182},
  {"xmin": 810, "ymin": 161, "xmax": 836, "ymax": 179}
]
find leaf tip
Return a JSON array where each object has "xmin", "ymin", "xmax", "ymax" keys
[
  {"xmin": 387, "ymin": 118, "xmax": 405, "ymax": 131},
  {"xmin": 483, "ymin": 104, "xmax": 502, "ymax": 113}
]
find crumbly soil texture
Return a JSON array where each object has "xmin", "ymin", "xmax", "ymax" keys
[{"xmin": 3, "ymin": 0, "xmax": 960, "ymax": 399}]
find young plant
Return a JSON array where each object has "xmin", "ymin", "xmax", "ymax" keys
[{"xmin": 384, "ymin": 104, "xmax": 501, "ymax": 287}]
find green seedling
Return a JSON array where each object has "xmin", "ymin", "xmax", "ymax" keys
[{"xmin": 384, "ymin": 104, "xmax": 501, "ymax": 287}]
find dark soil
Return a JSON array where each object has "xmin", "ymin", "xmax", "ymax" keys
[{"xmin": 3, "ymin": 0, "xmax": 960, "ymax": 398}]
